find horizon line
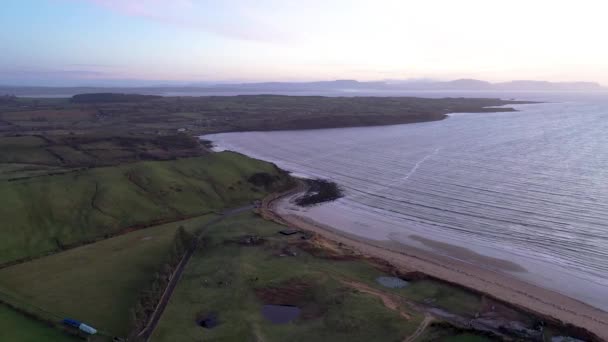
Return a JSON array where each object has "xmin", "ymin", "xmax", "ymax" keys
[{"xmin": 0, "ymin": 78, "xmax": 605, "ymax": 89}]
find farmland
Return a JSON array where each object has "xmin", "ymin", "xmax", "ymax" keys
[
  {"xmin": 0, "ymin": 215, "xmax": 217, "ymax": 337},
  {"xmin": 0, "ymin": 151, "xmax": 291, "ymax": 265},
  {"xmin": 0, "ymin": 133, "xmax": 206, "ymax": 181},
  {"xmin": 0, "ymin": 95, "xmax": 526, "ymax": 138}
]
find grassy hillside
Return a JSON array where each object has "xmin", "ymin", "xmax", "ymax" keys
[
  {"xmin": 0, "ymin": 151, "xmax": 291, "ymax": 264},
  {"xmin": 0, "ymin": 214, "xmax": 216, "ymax": 337}
]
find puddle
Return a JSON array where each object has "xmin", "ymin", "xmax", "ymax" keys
[
  {"xmin": 261, "ymin": 305, "xmax": 301, "ymax": 324},
  {"xmin": 376, "ymin": 276, "xmax": 409, "ymax": 288},
  {"xmin": 197, "ymin": 313, "xmax": 219, "ymax": 329}
]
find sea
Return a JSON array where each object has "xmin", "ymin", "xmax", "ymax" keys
[{"xmin": 204, "ymin": 91, "xmax": 608, "ymax": 312}]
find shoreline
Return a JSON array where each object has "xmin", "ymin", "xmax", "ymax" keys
[{"xmin": 261, "ymin": 184, "xmax": 608, "ymax": 341}]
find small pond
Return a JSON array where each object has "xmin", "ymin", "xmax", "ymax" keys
[
  {"xmin": 376, "ymin": 276, "xmax": 409, "ymax": 289},
  {"xmin": 261, "ymin": 305, "xmax": 301, "ymax": 324}
]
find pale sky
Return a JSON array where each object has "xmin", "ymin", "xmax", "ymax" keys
[{"xmin": 2, "ymin": 0, "xmax": 608, "ymax": 85}]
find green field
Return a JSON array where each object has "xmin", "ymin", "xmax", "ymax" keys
[
  {"xmin": 152, "ymin": 212, "xmax": 423, "ymax": 341},
  {"xmin": 0, "ymin": 304, "xmax": 76, "ymax": 342},
  {"xmin": 0, "ymin": 151, "xmax": 290, "ymax": 264},
  {"xmin": 0, "ymin": 214, "xmax": 217, "ymax": 337}
]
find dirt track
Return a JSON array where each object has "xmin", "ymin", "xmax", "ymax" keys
[{"xmin": 137, "ymin": 205, "xmax": 255, "ymax": 341}]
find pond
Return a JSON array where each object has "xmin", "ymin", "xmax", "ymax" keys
[
  {"xmin": 261, "ymin": 305, "xmax": 301, "ymax": 324},
  {"xmin": 376, "ymin": 276, "xmax": 409, "ymax": 289}
]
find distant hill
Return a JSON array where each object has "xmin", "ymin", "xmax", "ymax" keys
[
  {"xmin": 71, "ymin": 93, "xmax": 162, "ymax": 103},
  {"xmin": 0, "ymin": 79, "xmax": 604, "ymax": 97},
  {"xmin": 205, "ymin": 78, "xmax": 604, "ymax": 92}
]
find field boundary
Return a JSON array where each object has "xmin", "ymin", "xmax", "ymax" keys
[
  {"xmin": 0, "ymin": 211, "xmax": 216, "ymax": 270},
  {"xmin": 136, "ymin": 204, "xmax": 255, "ymax": 341}
]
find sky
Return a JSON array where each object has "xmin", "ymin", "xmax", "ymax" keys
[{"xmin": 1, "ymin": 0, "xmax": 608, "ymax": 86}]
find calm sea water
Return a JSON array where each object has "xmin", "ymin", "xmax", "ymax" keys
[{"xmin": 205, "ymin": 92, "xmax": 608, "ymax": 311}]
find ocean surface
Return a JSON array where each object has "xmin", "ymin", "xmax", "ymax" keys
[{"xmin": 205, "ymin": 92, "xmax": 608, "ymax": 311}]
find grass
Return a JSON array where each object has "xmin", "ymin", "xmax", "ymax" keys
[
  {"xmin": 0, "ymin": 304, "xmax": 76, "ymax": 342},
  {"xmin": 0, "ymin": 151, "xmax": 290, "ymax": 264},
  {"xmin": 399, "ymin": 280, "xmax": 482, "ymax": 316},
  {"xmin": 0, "ymin": 136, "xmax": 60, "ymax": 168},
  {"xmin": 195, "ymin": 211, "xmax": 482, "ymax": 317},
  {"xmin": 0, "ymin": 135, "xmax": 47, "ymax": 147},
  {"xmin": 0, "ymin": 214, "xmax": 217, "ymax": 337},
  {"xmin": 152, "ymin": 212, "xmax": 422, "ymax": 342},
  {"xmin": 443, "ymin": 334, "xmax": 493, "ymax": 342}
]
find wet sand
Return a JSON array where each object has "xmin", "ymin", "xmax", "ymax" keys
[
  {"xmin": 266, "ymin": 189, "xmax": 608, "ymax": 341},
  {"xmin": 405, "ymin": 235, "xmax": 527, "ymax": 273}
]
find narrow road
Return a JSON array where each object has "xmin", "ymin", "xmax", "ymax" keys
[{"xmin": 137, "ymin": 204, "xmax": 255, "ymax": 341}]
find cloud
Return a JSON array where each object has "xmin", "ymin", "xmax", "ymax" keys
[
  {"xmin": 66, "ymin": 63, "xmax": 118, "ymax": 69},
  {"xmin": 81, "ymin": 0, "xmax": 294, "ymax": 43}
]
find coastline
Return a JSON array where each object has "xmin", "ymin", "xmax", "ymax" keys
[{"xmin": 261, "ymin": 184, "xmax": 608, "ymax": 340}]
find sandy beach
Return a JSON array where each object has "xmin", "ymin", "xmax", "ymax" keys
[{"xmin": 261, "ymin": 186, "xmax": 608, "ymax": 341}]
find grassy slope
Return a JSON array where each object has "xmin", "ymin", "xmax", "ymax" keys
[
  {"xmin": 153, "ymin": 212, "xmax": 422, "ymax": 342},
  {"xmin": 0, "ymin": 214, "xmax": 217, "ymax": 337},
  {"xmin": 0, "ymin": 304, "xmax": 76, "ymax": 342},
  {"xmin": 0, "ymin": 151, "xmax": 288, "ymax": 264}
]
